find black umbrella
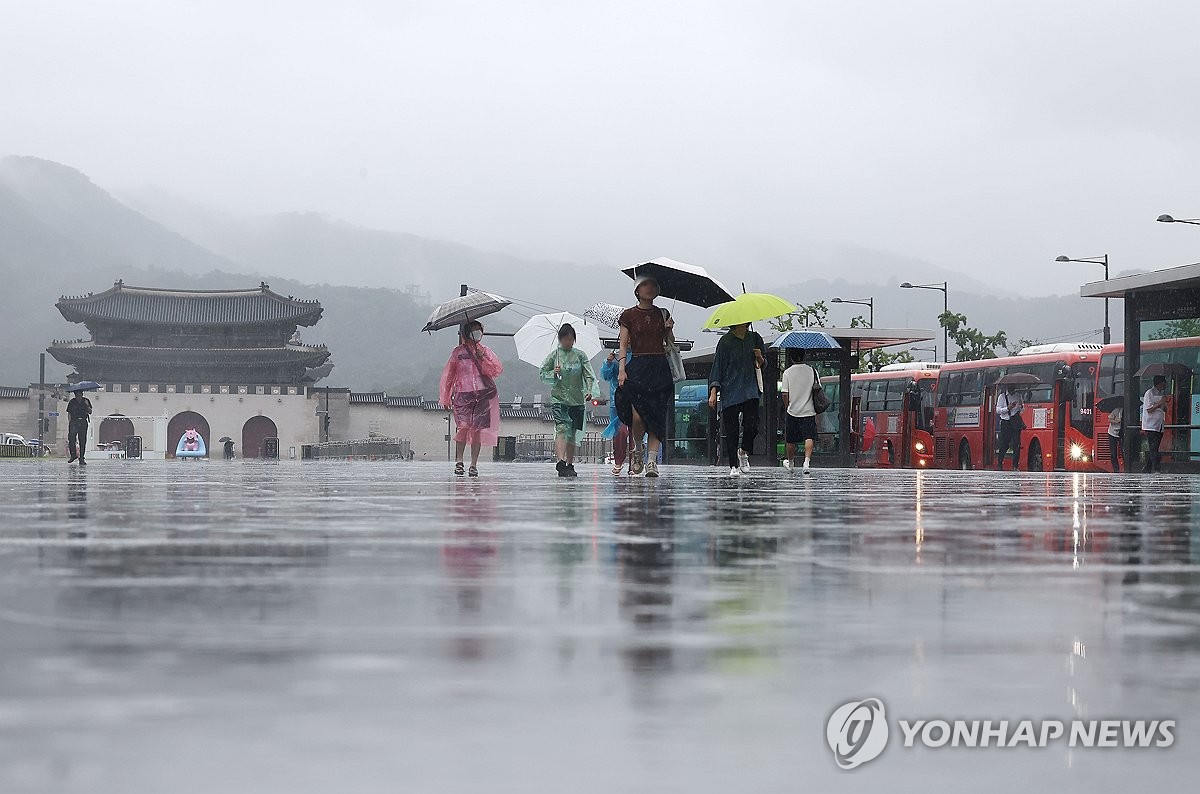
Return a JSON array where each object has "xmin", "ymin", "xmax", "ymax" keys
[
  {"xmin": 1095, "ymin": 394, "xmax": 1124, "ymax": 412},
  {"xmin": 1133, "ymin": 362, "xmax": 1192, "ymax": 378},
  {"xmin": 996, "ymin": 372, "xmax": 1044, "ymax": 386},
  {"xmin": 622, "ymin": 258, "xmax": 735, "ymax": 308},
  {"xmin": 219, "ymin": 436, "xmax": 233, "ymax": 443}
]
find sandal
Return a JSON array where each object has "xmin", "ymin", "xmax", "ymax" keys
[
  {"xmin": 468, "ymin": 465, "xmax": 479, "ymax": 478},
  {"xmin": 454, "ymin": 461, "xmax": 465, "ymax": 477}
]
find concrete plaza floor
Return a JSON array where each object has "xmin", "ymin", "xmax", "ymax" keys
[{"xmin": 0, "ymin": 459, "xmax": 1197, "ymax": 793}]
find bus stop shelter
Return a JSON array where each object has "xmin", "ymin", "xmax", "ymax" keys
[
  {"xmin": 1081, "ymin": 262, "xmax": 1200, "ymax": 471},
  {"xmin": 684, "ymin": 326, "xmax": 935, "ymax": 467}
]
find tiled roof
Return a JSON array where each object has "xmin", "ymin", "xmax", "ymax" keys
[
  {"xmin": 0, "ymin": 386, "xmax": 29, "ymax": 400},
  {"xmin": 57, "ymin": 281, "xmax": 323, "ymax": 327},
  {"xmin": 421, "ymin": 400, "xmax": 445, "ymax": 411},
  {"xmin": 47, "ymin": 342, "xmax": 331, "ymax": 367},
  {"xmin": 387, "ymin": 396, "xmax": 423, "ymax": 408},
  {"xmin": 500, "ymin": 407, "xmax": 544, "ymax": 419},
  {"xmin": 349, "ymin": 392, "xmax": 386, "ymax": 404}
]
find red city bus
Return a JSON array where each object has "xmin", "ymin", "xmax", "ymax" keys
[
  {"xmin": 821, "ymin": 363, "xmax": 942, "ymax": 468},
  {"xmin": 1091, "ymin": 336, "xmax": 1200, "ymax": 472},
  {"xmin": 931, "ymin": 344, "xmax": 1104, "ymax": 471}
]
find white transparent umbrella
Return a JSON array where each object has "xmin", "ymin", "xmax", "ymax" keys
[{"xmin": 513, "ymin": 312, "xmax": 603, "ymax": 366}]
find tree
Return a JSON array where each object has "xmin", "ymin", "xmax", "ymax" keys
[
  {"xmin": 858, "ymin": 349, "xmax": 914, "ymax": 373},
  {"xmin": 939, "ymin": 311, "xmax": 1009, "ymax": 361},
  {"xmin": 1149, "ymin": 319, "xmax": 1200, "ymax": 340},
  {"xmin": 769, "ymin": 301, "xmax": 867, "ymax": 333}
]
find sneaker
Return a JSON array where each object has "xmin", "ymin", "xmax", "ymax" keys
[
  {"xmin": 556, "ymin": 459, "xmax": 569, "ymax": 478},
  {"xmin": 645, "ymin": 460, "xmax": 660, "ymax": 478},
  {"xmin": 729, "ymin": 467, "xmax": 741, "ymax": 477},
  {"xmin": 802, "ymin": 458, "xmax": 811, "ymax": 474},
  {"xmin": 79, "ymin": 460, "xmax": 86, "ymax": 466},
  {"xmin": 630, "ymin": 449, "xmax": 645, "ymax": 476},
  {"xmin": 566, "ymin": 463, "xmax": 578, "ymax": 478},
  {"xmin": 738, "ymin": 449, "xmax": 751, "ymax": 474},
  {"xmin": 68, "ymin": 455, "xmax": 77, "ymax": 463},
  {"xmin": 782, "ymin": 459, "xmax": 793, "ymax": 473}
]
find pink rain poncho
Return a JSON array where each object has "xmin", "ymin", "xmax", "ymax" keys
[{"xmin": 439, "ymin": 343, "xmax": 504, "ymax": 446}]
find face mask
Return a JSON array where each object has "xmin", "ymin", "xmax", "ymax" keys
[{"xmin": 470, "ymin": 330, "xmax": 483, "ymax": 342}]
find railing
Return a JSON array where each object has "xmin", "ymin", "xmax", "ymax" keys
[
  {"xmin": 301, "ymin": 437, "xmax": 412, "ymax": 460},
  {"xmin": 515, "ymin": 433, "xmax": 610, "ymax": 463}
]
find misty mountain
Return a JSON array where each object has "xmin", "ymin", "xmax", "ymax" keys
[{"xmin": 0, "ymin": 156, "xmax": 1119, "ymax": 399}]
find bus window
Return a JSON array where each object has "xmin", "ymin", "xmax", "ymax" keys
[
  {"xmin": 886, "ymin": 379, "xmax": 907, "ymax": 410},
  {"xmin": 939, "ymin": 372, "xmax": 961, "ymax": 406},
  {"xmin": 959, "ymin": 371, "xmax": 983, "ymax": 406},
  {"xmin": 917, "ymin": 379, "xmax": 936, "ymax": 430},
  {"xmin": 868, "ymin": 380, "xmax": 888, "ymax": 412},
  {"xmin": 1071, "ymin": 362, "xmax": 1096, "ymax": 438},
  {"xmin": 1098, "ymin": 353, "xmax": 1124, "ymax": 396}
]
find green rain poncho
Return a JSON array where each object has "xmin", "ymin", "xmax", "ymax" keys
[{"xmin": 540, "ymin": 346, "xmax": 598, "ymax": 444}]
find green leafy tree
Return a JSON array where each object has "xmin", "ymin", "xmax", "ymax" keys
[
  {"xmin": 858, "ymin": 349, "xmax": 914, "ymax": 373},
  {"xmin": 1149, "ymin": 319, "xmax": 1200, "ymax": 340},
  {"xmin": 939, "ymin": 311, "xmax": 1009, "ymax": 361}
]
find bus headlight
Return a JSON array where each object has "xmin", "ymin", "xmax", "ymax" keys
[
  {"xmin": 1069, "ymin": 444, "xmax": 1088, "ymax": 462},
  {"xmin": 914, "ymin": 441, "xmax": 926, "ymax": 453}
]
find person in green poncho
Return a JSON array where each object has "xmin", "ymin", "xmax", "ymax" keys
[{"xmin": 540, "ymin": 323, "xmax": 597, "ymax": 478}]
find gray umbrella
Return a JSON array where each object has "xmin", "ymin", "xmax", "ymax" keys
[
  {"xmin": 421, "ymin": 291, "xmax": 512, "ymax": 333},
  {"xmin": 1133, "ymin": 362, "xmax": 1191, "ymax": 378},
  {"xmin": 583, "ymin": 302, "xmax": 624, "ymax": 330}
]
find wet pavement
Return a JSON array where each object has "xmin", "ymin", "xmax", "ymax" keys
[{"xmin": 0, "ymin": 460, "xmax": 1197, "ymax": 793}]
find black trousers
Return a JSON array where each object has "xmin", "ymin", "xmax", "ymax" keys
[
  {"xmin": 721, "ymin": 399, "xmax": 759, "ymax": 468},
  {"xmin": 996, "ymin": 419, "xmax": 1021, "ymax": 470},
  {"xmin": 1108, "ymin": 431, "xmax": 1121, "ymax": 473},
  {"xmin": 68, "ymin": 418, "xmax": 88, "ymax": 460},
  {"xmin": 1143, "ymin": 430, "xmax": 1164, "ymax": 473}
]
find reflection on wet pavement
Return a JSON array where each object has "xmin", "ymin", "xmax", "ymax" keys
[{"xmin": 0, "ymin": 462, "xmax": 1197, "ymax": 792}]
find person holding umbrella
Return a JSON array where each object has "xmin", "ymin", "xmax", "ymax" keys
[
  {"xmin": 1141, "ymin": 375, "xmax": 1168, "ymax": 473},
  {"xmin": 708, "ymin": 322, "xmax": 765, "ymax": 476},
  {"xmin": 65, "ymin": 386, "xmax": 93, "ymax": 465},
  {"xmin": 440, "ymin": 320, "xmax": 504, "ymax": 477},
  {"xmin": 220, "ymin": 437, "xmax": 236, "ymax": 460},
  {"xmin": 540, "ymin": 323, "xmax": 597, "ymax": 478},
  {"xmin": 616, "ymin": 275, "xmax": 675, "ymax": 478},
  {"xmin": 995, "ymin": 383, "xmax": 1025, "ymax": 471}
]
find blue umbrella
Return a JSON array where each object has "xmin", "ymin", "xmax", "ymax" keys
[
  {"xmin": 771, "ymin": 331, "xmax": 842, "ymax": 350},
  {"xmin": 65, "ymin": 381, "xmax": 101, "ymax": 392}
]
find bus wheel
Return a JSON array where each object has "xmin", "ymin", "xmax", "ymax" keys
[
  {"xmin": 959, "ymin": 441, "xmax": 972, "ymax": 470},
  {"xmin": 1027, "ymin": 441, "xmax": 1044, "ymax": 472}
]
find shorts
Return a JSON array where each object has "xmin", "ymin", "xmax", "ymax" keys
[
  {"xmin": 786, "ymin": 414, "xmax": 818, "ymax": 444},
  {"xmin": 552, "ymin": 403, "xmax": 586, "ymax": 442}
]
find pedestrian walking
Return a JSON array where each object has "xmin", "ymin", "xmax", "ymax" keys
[
  {"xmin": 1107, "ymin": 405, "xmax": 1122, "ymax": 473},
  {"xmin": 440, "ymin": 320, "xmax": 504, "ymax": 477},
  {"xmin": 65, "ymin": 390, "xmax": 92, "ymax": 465},
  {"xmin": 995, "ymin": 384, "xmax": 1024, "ymax": 471},
  {"xmin": 708, "ymin": 322, "xmax": 765, "ymax": 477},
  {"xmin": 1141, "ymin": 375, "xmax": 1167, "ymax": 473},
  {"xmin": 780, "ymin": 348, "xmax": 819, "ymax": 474},
  {"xmin": 223, "ymin": 438, "xmax": 236, "ymax": 460},
  {"xmin": 615, "ymin": 275, "xmax": 675, "ymax": 478},
  {"xmin": 540, "ymin": 323, "xmax": 597, "ymax": 478},
  {"xmin": 600, "ymin": 349, "xmax": 633, "ymax": 476}
]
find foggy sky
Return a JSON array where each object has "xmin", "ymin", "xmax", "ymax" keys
[{"xmin": 3, "ymin": 0, "xmax": 1200, "ymax": 296}]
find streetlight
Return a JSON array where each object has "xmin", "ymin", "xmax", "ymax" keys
[
  {"xmin": 1055, "ymin": 254, "xmax": 1110, "ymax": 344},
  {"xmin": 910, "ymin": 346, "xmax": 938, "ymax": 361},
  {"xmin": 899, "ymin": 281, "xmax": 949, "ymax": 362},
  {"xmin": 1156, "ymin": 214, "xmax": 1200, "ymax": 226},
  {"xmin": 831, "ymin": 296, "xmax": 874, "ymax": 327}
]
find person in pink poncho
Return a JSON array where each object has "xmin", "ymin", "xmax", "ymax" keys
[{"xmin": 440, "ymin": 320, "xmax": 504, "ymax": 477}]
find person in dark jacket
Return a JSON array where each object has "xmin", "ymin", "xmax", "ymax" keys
[
  {"xmin": 708, "ymin": 323, "xmax": 765, "ymax": 476},
  {"xmin": 65, "ymin": 391, "xmax": 92, "ymax": 465}
]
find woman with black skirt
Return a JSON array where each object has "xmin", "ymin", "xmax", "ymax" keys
[{"xmin": 615, "ymin": 275, "xmax": 675, "ymax": 478}]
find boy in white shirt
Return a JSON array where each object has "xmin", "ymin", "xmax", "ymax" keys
[{"xmin": 780, "ymin": 348, "xmax": 819, "ymax": 473}]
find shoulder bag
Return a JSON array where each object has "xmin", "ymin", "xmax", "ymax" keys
[{"xmin": 809, "ymin": 364, "xmax": 831, "ymax": 414}]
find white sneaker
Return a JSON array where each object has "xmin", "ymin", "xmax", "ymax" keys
[
  {"xmin": 729, "ymin": 467, "xmax": 741, "ymax": 477},
  {"xmin": 802, "ymin": 458, "xmax": 811, "ymax": 474},
  {"xmin": 782, "ymin": 459, "xmax": 793, "ymax": 473},
  {"xmin": 738, "ymin": 449, "xmax": 751, "ymax": 474},
  {"xmin": 645, "ymin": 460, "xmax": 660, "ymax": 478}
]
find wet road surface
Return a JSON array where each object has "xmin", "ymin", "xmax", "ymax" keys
[{"xmin": 0, "ymin": 461, "xmax": 1197, "ymax": 792}]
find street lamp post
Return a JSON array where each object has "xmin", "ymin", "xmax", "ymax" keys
[
  {"xmin": 909, "ymin": 346, "xmax": 938, "ymax": 361},
  {"xmin": 1156, "ymin": 214, "xmax": 1200, "ymax": 226},
  {"xmin": 900, "ymin": 281, "xmax": 949, "ymax": 362},
  {"xmin": 1055, "ymin": 254, "xmax": 1110, "ymax": 344},
  {"xmin": 831, "ymin": 296, "xmax": 874, "ymax": 328}
]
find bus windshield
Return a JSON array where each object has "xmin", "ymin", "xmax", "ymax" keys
[{"xmin": 1071, "ymin": 361, "xmax": 1097, "ymax": 438}]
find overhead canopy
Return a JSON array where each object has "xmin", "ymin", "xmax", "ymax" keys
[
  {"xmin": 1081, "ymin": 262, "xmax": 1200, "ymax": 299},
  {"xmin": 683, "ymin": 326, "xmax": 934, "ymax": 365}
]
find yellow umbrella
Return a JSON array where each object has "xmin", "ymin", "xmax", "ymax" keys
[{"xmin": 702, "ymin": 293, "xmax": 797, "ymax": 330}]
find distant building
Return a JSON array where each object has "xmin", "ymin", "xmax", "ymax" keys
[{"xmin": 48, "ymin": 280, "xmax": 331, "ymax": 384}]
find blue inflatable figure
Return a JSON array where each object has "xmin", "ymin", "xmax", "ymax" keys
[{"xmin": 175, "ymin": 427, "xmax": 207, "ymax": 458}]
